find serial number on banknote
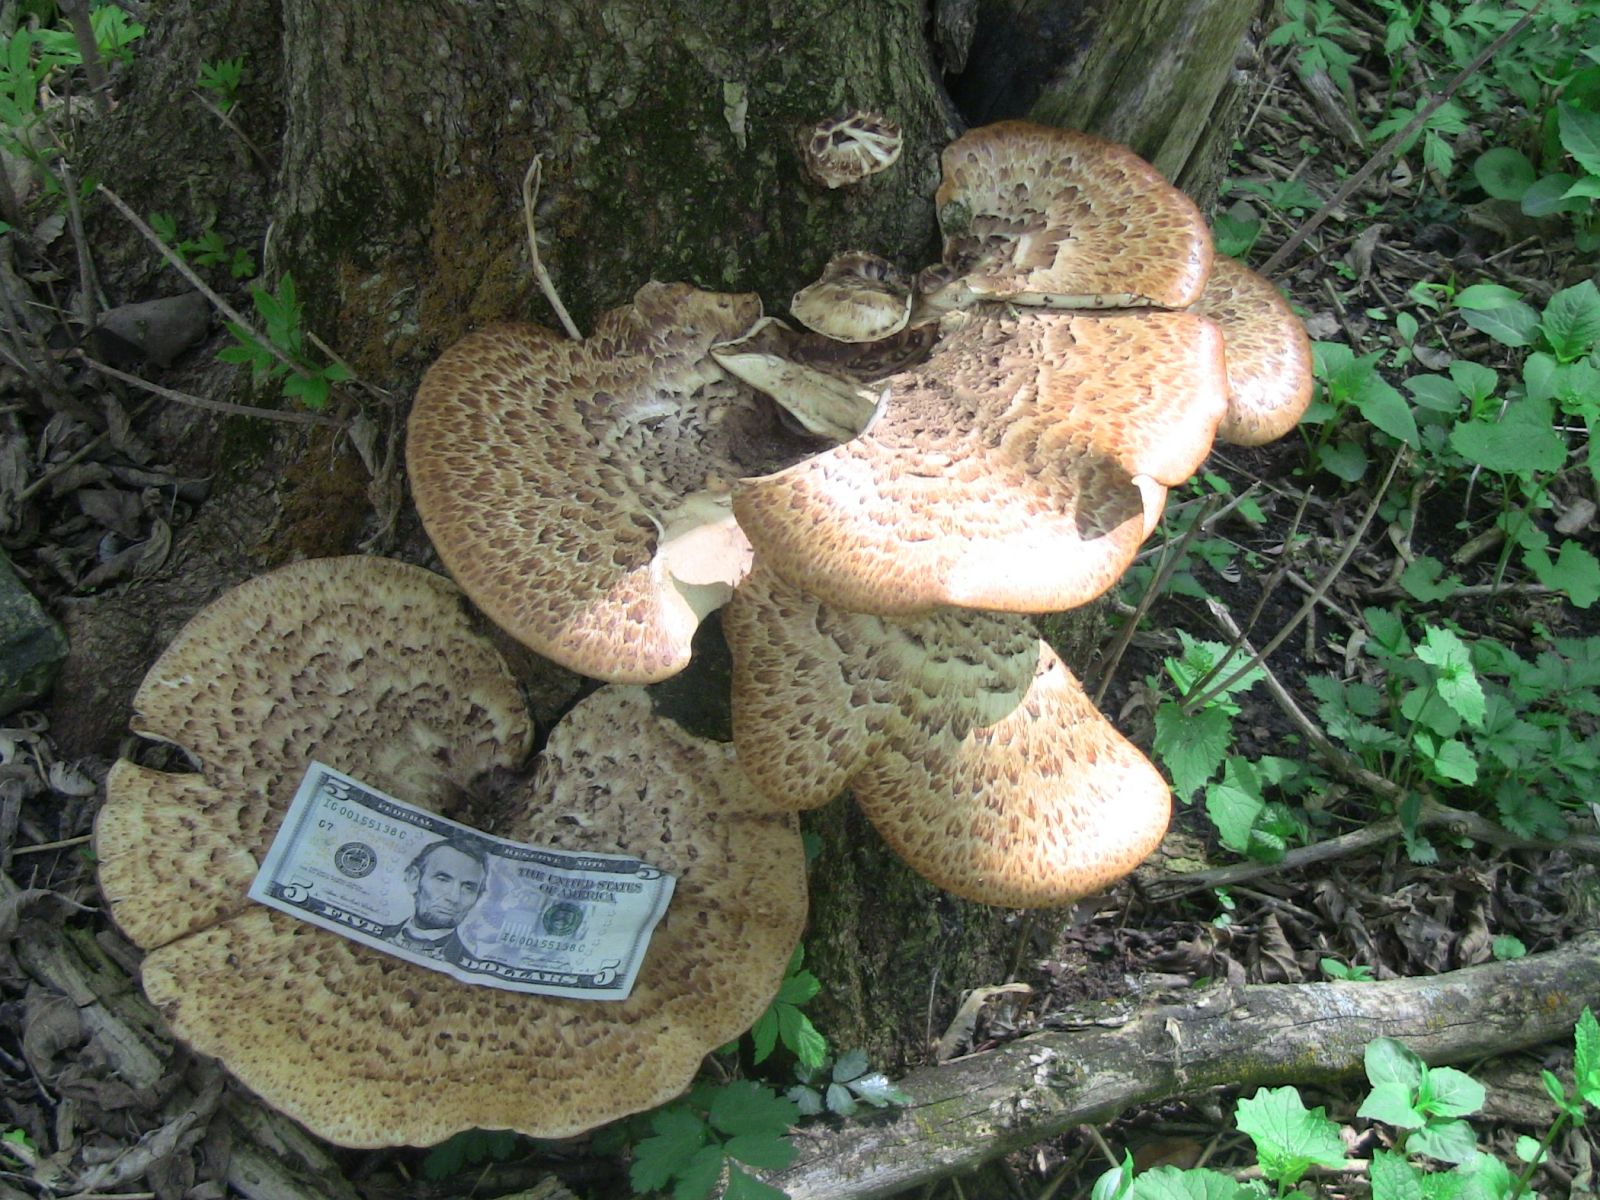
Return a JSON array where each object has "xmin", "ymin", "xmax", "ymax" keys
[{"xmin": 248, "ymin": 762, "xmax": 676, "ymax": 1000}]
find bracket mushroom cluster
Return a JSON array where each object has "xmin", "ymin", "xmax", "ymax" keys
[
  {"xmin": 95, "ymin": 558, "xmax": 805, "ymax": 1147},
  {"xmin": 402, "ymin": 121, "xmax": 1314, "ymax": 910}
]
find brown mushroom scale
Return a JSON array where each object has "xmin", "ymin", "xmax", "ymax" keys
[{"xmin": 96, "ymin": 560, "xmax": 805, "ymax": 1147}]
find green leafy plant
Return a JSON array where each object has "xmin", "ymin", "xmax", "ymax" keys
[
  {"xmin": 217, "ymin": 272, "xmax": 351, "ymax": 410},
  {"xmin": 750, "ymin": 943, "xmax": 828, "ymax": 1070},
  {"xmin": 197, "ymin": 55, "xmax": 245, "ymax": 113},
  {"xmin": 787, "ymin": 1049, "xmax": 910, "ymax": 1117},
  {"xmin": 1265, "ymin": 0, "xmax": 1358, "ymax": 95},
  {"xmin": 1148, "ymin": 633, "xmax": 1314, "ymax": 862},
  {"xmin": 1300, "ymin": 342, "xmax": 1420, "ymax": 483},
  {"xmin": 1236, "ymin": 1085, "xmax": 1348, "ymax": 1192},
  {"xmin": 1320, "ymin": 956, "xmax": 1374, "ymax": 982},
  {"xmin": 628, "ymin": 1080, "xmax": 798, "ymax": 1200},
  {"xmin": 1358, "ymin": 1037, "xmax": 1486, "ymax": 1164},
  {"xmin": 1095, "ymin": 1012, "xmax": 1599, "ymax": 1198},
  {"xmin": 149, "ymin": 211, "xmax": 257, "ymax": 278},
  {"xmin": 0, "ymin": 5, "xmax": 144, "ymax": 164},
  {"xmin": 419, "ymin": 1128, "xmax": 520, "ymax": 1181},
  {"xmin": 1312, "ymin": 610, "xmax": 1600, "ymax": 849}
]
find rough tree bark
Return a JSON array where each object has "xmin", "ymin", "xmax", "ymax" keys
[{"xmin": 62, "ymin": 0, "xmax": 1267, "ymax": 1108}]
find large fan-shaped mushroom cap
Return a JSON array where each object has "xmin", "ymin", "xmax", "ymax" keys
[
  {"xmin": 96, "ymin": 565, "xmax": 805, "ymax": 1147},
  {"xmin": 1191, "ymin": 255, "xmax": 1315, "ymax": 446},
  {"xmin": 407, "ymin": 281, "xmax": 811, "ymax": 685},
  {"xmin": 732, "ymin": 307, "xmax": 1229, "ymax": 616},
  {"xmin": 96, "ymin": 557, "xmax": 534, "ymax": 949},
  {"xmin": 724, "ymin": 566, "xmax": 1170, "ymax": 907},
  {"xmin": 925, "ymin": 121, "xmax": 1213, "ymax": 312}
]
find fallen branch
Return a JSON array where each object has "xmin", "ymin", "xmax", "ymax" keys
[{"xmin": 760, "ymin": 932, "xmax": 1600, "ymax": 1200}]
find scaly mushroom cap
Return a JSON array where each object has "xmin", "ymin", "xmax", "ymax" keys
[
  {"xmin": 790, "ymin": 251, "xmax": 914, "ymax": 343},
  {"xmin": 710, "ymin": 316, "xmax": 937, "ymax": 443},
  {"xmin": 732, "ymin": 307, "xmax": 1230, "ymax": 616},
  {"xmin": 724, "ymin": 566, "xmax": 1171, "ymax": 907},
  {"xmin": 96, "ymin": 557, "xmax": 534, "ymax": 950},
  {"xmin": 804, "ymin": 110, "xmax": 904, "ymax": 188},
  {"xmin": 408, "ymin": 281, "xmax": 805, "ymax": 685},
  {"xmin": 927, "ymin": 120, "xmax": 1213, "ymax": 311},
  {"xmin": 97, "ymin": 566, "xmax": 804, "ymax": 1146},
  {"xmin": 1190, "ymin": 255, "xmax": 1315, "ymax": 446}
]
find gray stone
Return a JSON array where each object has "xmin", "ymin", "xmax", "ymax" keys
[{"xmin": 0, "ymin": 548, "xmax": 68, "ymax": 716}]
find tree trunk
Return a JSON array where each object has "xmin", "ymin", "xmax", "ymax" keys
[{"xmin": 62, "ymin": 0, "xmax": 1267, "ymax": 1115}]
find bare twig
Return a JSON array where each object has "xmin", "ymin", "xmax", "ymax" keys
[
  {"xmin": 57, "ymin": 0, "xmax": 110, "ymax": 114},
  {"xmin": 190, "ymin": 88, "xmax": 272, "ymax": 174},
  {"xmin": 1089, "ymin": 494, "xmax": 1221, "ymax": 704},
  {"xmin": 54, "ymin": 156, "xmax": 106, "ymax": 325},
  {"xmin": 1144, "ymin": 800, "xmax": 1600, "ymax": 901},
  {"xmin": 1183, "ymin": 450, "xmax": 1407, "ymax": 714},
  {"xmin": 79, "ymin": 355, "xmax": 345, "ymax": 428},
  {"xmin": 523, "ymin": 155, "xmax": 581, "ymax": 339}
]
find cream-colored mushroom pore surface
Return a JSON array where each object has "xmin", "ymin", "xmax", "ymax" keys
[
  {"xmin": 407, "ymin": 281, "xmax": 812, "ymax": 683},
  {"xmin": 936, "ymin": 121, "xmax": 1212, "ymax": 309},
  {"xmin": 726, "ymin": 567, "xmax": 1170, "ymax": 906},
  {"xmin": 1191, "ymin": 256, "xmax": 1316, "ymax": 446},
  {"xmin": 96, "ymin": 557, "xmax": 534, "ymax": 951},
  {"xmin": 733, "ymin": 308, "xmax": 1228, "ymax": 616}
]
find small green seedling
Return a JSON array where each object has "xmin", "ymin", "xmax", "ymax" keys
[{"xmin": 787, "ymin": 1049, "xmax": 910, "ymax": 1118}]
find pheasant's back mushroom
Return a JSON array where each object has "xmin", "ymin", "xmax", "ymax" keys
[
  {"xmin": 923, "ymin": 120, "xmax": 1213, "ymax": 313},
  {"xmin": 96, "ymin": 556, "xmax": 533, "ymax": 949},
  {"xmin": 1191, "ymin": 255, "xmax": 1315, "ymax": 446},
  {"xmin": 96, "ymin": 562, "xmax": 805, "ymax": 1146},
  {"xmin": 804, "ymin": 110, "xmax": 904, "ymax": 188},
  {"xmin": 724, "ymin": 566, "xmax": 1170, "ymax": 907},
  {"xmin": 408, "ymin": 281, "xmax": 816, "ymax": 684},
  {"xmin": 732, "ymin": 306, "xmax": 1229, "ymax": 616},
  {"xmin": 790, "ymin": 251, "xmax": 914, "ymax": 343}
]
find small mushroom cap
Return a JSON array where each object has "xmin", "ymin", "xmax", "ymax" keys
[
  {"xmin": 100, "ymin": 566, "xmax": 805, "ymax": 1147},
  {"xmin": 804, "ymin": 110, "xmax": 904, "ymax": 188},
  {"xmin": 725, "ymin": 566, "xmax": 1171, "ymax": 907},
  {"xmin": 408, "ymin": 281, "xmax": 803, "ymax": 685},
  {"xmin": 733, "ymin": 308, "xmax": 1228, "ymax": 616},
  {"xmin": 790, "ymin": 251, "xmax": 914, "ymax": 343},
  {"xmin": 96, "ymin": 557, "xmax": 534, "ymax": 950},
  {"xmin": 930, "ymin": 120, "xmax": 1213, "ymax": 310},
  {"xmin": 1190, "ymin": 255, "xmax": 1315, "ymax": 446}
]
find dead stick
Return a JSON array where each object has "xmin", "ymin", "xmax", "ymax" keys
[{"xmin": 762, "ymin": 933, "xmax": 1600, "ymax": 1200}]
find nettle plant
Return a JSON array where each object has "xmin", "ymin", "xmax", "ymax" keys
[{"xmin": 1094, "ymin": 1011, "xmax": 1600, "ymax": 1199}]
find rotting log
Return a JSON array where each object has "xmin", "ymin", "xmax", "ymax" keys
[{"xmin": 760, "ymin": 931, "xmax": 1600, "ymax": 1200}]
